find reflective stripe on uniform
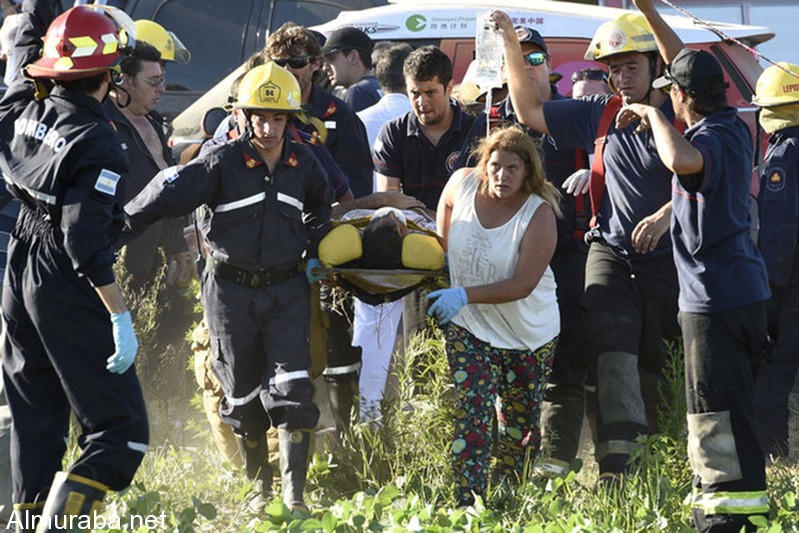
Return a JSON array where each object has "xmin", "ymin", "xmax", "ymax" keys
[
  {"xmin": 4, "ymin": 175, "xmax": 56, "ymax": 205},
  {"xmin": 277, "ymin": 192, "xmax": 303, "ymax": 212},
  {"xmin": 226, "ymin": 385, "xmax": 262, "ymax": 406},
  {"xmin": 595, "ymin": 439, "xmax": 638, "ymax": 460},
  {"xmin": 322, "ymin": 362, "xmax": 362, "ymax": 376},
  {"xmin": 686, "ymin": 487, "xmax": 769, "ymax": 515},
  {"xmin": 215, "ymin": 192, "xmax": 266, "ymax": 213},
  {"xmin": 127, "ymin": 441, "xmax": 149, "ymax": 453},
  {"xmin": 269, "ymin": 369, "xmax": 309, "ymax": 386},
  {"xmin": 535, "ymin": 458, "xmax": 570, "ymax": 478}
]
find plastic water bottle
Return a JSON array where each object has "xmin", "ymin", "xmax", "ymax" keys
[{"xmin": 474, "ymin": 11, "xmax": 503, "ymax": 90}]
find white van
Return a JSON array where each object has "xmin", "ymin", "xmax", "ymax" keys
[{"xmin": 170, "ymin": 0, "xmax": 773, "ymax": 148}]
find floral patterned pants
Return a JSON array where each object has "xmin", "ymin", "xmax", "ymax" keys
[{"xmin": 445, "ymin": 323, "xmax": 557, "ymax": 505}]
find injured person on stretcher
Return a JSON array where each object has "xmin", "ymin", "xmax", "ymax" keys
[{"xmin": 319, "ymin": 192, "xmax": 447, "ymax": 304}]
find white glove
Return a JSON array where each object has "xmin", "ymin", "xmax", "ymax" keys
[{"xmin": 562, "ymin": 169, "xmax": 591, "ymax": 196}]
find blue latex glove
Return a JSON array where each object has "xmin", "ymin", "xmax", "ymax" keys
[
  {"xmin": 306, "ymin": 258, "xmax": 324, "ymax": 284},
  {"xmin": 427, "ymin": 287, "xmax": 468, "ymax": 324},
  {"xmin": 107, "ymin": 311, "xmax": 139, "ymax": 374}
]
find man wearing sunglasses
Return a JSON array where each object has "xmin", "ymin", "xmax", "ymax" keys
[
  {"xmin": 264, "ymin": 22, "xmax": 373, "ymax": 200},
  {"xmin": 571, "ymin": 68, "xmax": 611, "ymax": 99},
  {"xmin": 455, "ymin": 25, "xmax": 596, "ymax": 481},
  {"xmin": 496, "ymin": 6, "xmax": 682, "ymax": 485},
  {"xmin": 105, "ymin": 40, "xmax": 195, "ymax": 355}
]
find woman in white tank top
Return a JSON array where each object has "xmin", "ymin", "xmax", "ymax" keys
[{"xmin": 428, "ymin": 126, "xmax": 561, "ymax": 506}]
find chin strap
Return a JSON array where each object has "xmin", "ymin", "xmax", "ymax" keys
[{"xmin": 112, "ymin": 84, "xmax": 132, "ymax": 109}]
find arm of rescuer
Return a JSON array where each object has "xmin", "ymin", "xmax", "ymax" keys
[
  {"xmin": 330, "ymin": 191, "xmax": 425, "ymax": 219},
  {"xmin": 633, "ymin": 0, "xmax": 686, "ymax": 65},
  {"xmin": 435, "ymin": 168, "xmax": 557, "ymax": 305},
  {"xmin": 490, "ymin": 9, "xmax": 550, "ymax": 135},
  {"xmin": 120, "ymin": 160, "xmax": 216, "ymax": 247}
]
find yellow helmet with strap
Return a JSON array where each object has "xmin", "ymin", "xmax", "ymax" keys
[
  {"xmin": 753, "ymin": 62, "xmax": 799, "ymax": 107},
  {"xmin": 585, "ymin": 13, "xmax": 657, "ymax": 62},
  {"xmin": 234, "ymin": 62, "xmax": 304, "ymax": 112},
  {"xmin": 133, "ymin": 20, "xmax": 191, "ymax": 63}
]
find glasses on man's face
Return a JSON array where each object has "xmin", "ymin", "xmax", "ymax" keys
[
  {"xmin": 571, "ymin": 68, "xmax": 608, "ymax": 83},
  {"xmin": 274, "ymin": 56, "xmax": 313, "ymax": 69},
  {"xmin": 523, "ymin": 51, "xmax": 549, "ymax": 67},
  {"xmin": 137, "ymin": 75, "xmax": 166, "ymax": 88}
]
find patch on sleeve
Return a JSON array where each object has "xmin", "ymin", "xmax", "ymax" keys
[
  {"xmin": 163, "ymin": 166, "xmax": 182, "ymax": 183},
  {"xmin": 94, "ymin": 169, "xmax": 121, "ymax": 196},
  {"xmin": 765, "ymin": 167, "xmax": 785, "ymax": 193}
]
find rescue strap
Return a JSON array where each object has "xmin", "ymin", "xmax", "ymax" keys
[
  {"xmin": 206, "ymin": 254, "xmax": 300, "ymax": 289},
  {"xmin": 572, "ymin": 148, "xmax": 590, "ymax": 241},
  {"xmin": 588, "ymin": 96, "xmax": 685, "ymax": 229},
  {"xmin": 589, "ymin": 96, "xmax": 624, "ymax": 229}
]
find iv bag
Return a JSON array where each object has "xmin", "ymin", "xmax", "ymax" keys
[{"xmin": 473, "ymin": 11, "xmax": 504, "ymax": 89}]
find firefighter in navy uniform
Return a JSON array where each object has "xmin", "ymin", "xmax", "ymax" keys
[
  {"xmin": 0, "ymin": 2, "xmax": 149, "ymax": 531},
  {"xmin": 122, "ymin": 62, "xmax": 333, "ymax": 512},
  {"xmin": 752, "ymin": 62, "xmax": 799, "ymax": 460}
]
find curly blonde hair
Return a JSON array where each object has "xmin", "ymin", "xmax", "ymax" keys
[{"xmin": 472, "ymin": 126, "xmax": 562, "ymax": 217}]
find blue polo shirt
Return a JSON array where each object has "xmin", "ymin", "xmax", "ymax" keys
[
  {"xmin": 373, "ymin": 100, "xmax": 476, "ymax": 210},
  {"xmin": 345, "ymin": 75, "xmax": 382, "ymax": 113},
  {"xmin": 544, "ymin": 94, "xmax": 675, "ymax": 257},
  {"xmin": 757, "ymin": 125, "xmax": 799, "ymax": 289},
  {"xmin": 672, "ymin": 107, "xmax": 770, "ymax": 313}
]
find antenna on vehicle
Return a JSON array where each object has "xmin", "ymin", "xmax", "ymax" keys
[{"xmin": 659, "ymin": 0, "xmax": 799, "ymax": 81}]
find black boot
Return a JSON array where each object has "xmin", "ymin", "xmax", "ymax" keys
[
  {"xmin": 11, "ymin": 502, "xmax": 43, "ymax": 533},
  {"xmin": 325, "ymin": 373, "xmax": 359, "ymax": 433},
  {"xmin": 235, "ymin": 434, "xmax": 273, "ymax": 512},
  {"xmin": 36, "ymin": 471, "xmax": 107, "ymax": 532},
  {"xmin": 279, "ymin": 429, "xmax": 312, "ymax": 512}
]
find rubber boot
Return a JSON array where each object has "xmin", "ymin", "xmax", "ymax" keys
[
  {"xmin": 35, "ymin": 472, "xmax": 107, "ymax": 533},
  {"xmin": 11, "ymin": 503, "xmax": 43, "ymax": 533},
  {"xmin": 325, "ymin": 373, "xmax": 358, "ymax": 433},
  {"xmin": 235, "ymin": 435, "xmax": 273, "ymax": 512},
  {"xmin": 279, "ymin": 429, "xmax": 312, "ymax": 512}
]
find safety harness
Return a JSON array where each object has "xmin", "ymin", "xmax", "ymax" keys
[{"xmin": 588, "ymin": 95, "xmax": 684, "ymax": 234}]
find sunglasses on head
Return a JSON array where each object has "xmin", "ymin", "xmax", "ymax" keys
[
  {"xmin": 523, "ymin": 51, "xmax": 549, "ymax": 67},
  {"xmin": 274, "ymin": 56, "xmax": 313, "ymax": 69}
]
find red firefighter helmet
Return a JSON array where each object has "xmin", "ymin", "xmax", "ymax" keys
[{"xmin": 26, "ymin": 6, "xmax": 132, "ymax": 81}]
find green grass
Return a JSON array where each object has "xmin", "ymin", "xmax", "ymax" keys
[{"xmin": 85, "ymin": 266, "xmax": 799, "ymax": 532}]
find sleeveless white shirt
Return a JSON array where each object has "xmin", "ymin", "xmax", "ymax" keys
[{"xmin": 448, "ymin": 172, "xmax": 560, "ymax": 351}]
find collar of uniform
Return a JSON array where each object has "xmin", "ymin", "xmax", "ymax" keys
[
  {"xmin": 239, "ymin": 136, "xmax": 301, "ymax": 169},
  {"xmin": 683, "ymin": 106, "xmax": 737, "ymax": 138},
  {"xmin": 309, "ymin": 83, "xmax": 341, "ymax": 119},
  {"xmin": 50, "ymin": 86, "xmax": 109, "ymax": 121},
  {"xmin": 769, "ymin": 124, "xmax": 799, "ymax": 145},
  {"xmin": 406, "ymin": 99, "xmax": 466, "ymax": 138}
]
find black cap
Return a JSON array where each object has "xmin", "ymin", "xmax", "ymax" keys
[
  {"xmin": 322, "ymin": 27, "xmax": 373, "ymax": 55},
  {"xmin": 515, "ymin": 26, "xmax": 548, "ymax": 55},
  {"xmin": 653, "ymin": 48, "xmax": 724, "ymax": 93}
]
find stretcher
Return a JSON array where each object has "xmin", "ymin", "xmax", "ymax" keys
[
  {"xmin": 321, "ymin": 267, "xmax": 447, "ymax": 305},
  {"xmin": 318, "ymin": 208, "xmax": 448, "ymax": 304}
]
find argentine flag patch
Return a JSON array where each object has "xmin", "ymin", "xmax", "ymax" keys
[{"xmin": 94, "ymin": 169, "xmax": 121, "ymax": 196}]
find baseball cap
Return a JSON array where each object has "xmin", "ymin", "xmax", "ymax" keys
[
  {"xmin": 322, "ymin": 26, "xmax": 373, "ymax": 55},
  {"xmin": 515, "ymin": 26, "xmax": 548, "ymax": 55},
  {"xmin": 652, "ymin": 48, "xmax": 724, "ymax": 93}
]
